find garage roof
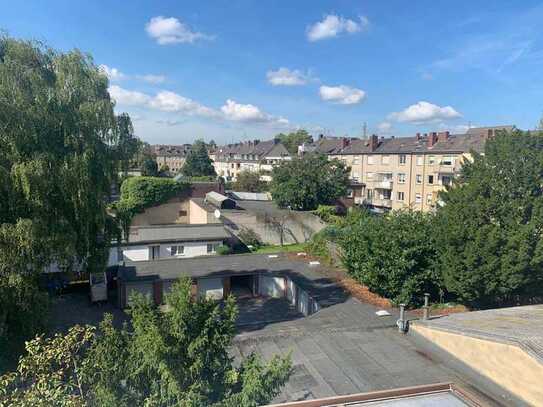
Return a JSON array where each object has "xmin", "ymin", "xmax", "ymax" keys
[{"xmin": 127, "ymin": 224, "xmax": 230, "ymax": 245}]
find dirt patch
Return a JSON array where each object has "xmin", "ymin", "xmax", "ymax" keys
[
  {"xmin": 411, "ymin": 304, "xmax": 469, "ymax": 317},
  {"xmin": 285, "ymin": 252, "xmax": 393, "ymax": 309}
]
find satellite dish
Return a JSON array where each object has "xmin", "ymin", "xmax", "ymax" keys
[{"xmin": 214, "ymin": 209, "xmax": 221, "ymax": 219}]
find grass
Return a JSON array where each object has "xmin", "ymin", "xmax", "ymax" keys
[{"xmin": 250, "ymin": 243, "xmax": 307, "ymax": 254}]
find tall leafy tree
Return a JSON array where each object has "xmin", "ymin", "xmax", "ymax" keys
[
  {"xmin": 434, "ymin": 129, "xmax": 543, "ymax": 308},
  {"xmin": 339, "ymin": 209, "xmax": 441, "ymax": 306},
  {"xmin": 276, "ymin": 129, "xmax": 313, "ymax": 155},
  {"xmin": 0, "ymin": 35, "xmax": 132, "ymax": 369},
  {"xmin": 233, "ymin": 170, "xmax": 267, "ymax": 192},
  {"xmin": 0, "ymin": 279, "xmax": 292, "ymax": 406},
  {"xmin": 182, "ymin": 139, "xmax": 216, "ymax": 177},
  {"xmin": 141, "ymin": 157, "xmax": 159, "ymax": 176},
  {"xmin": 271, "ymin": 153, "xmax": 349, "ymax": 210}
]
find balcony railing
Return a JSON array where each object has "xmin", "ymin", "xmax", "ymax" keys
[
  {"xmin": 367, "ymin": 179, "xmax": 393, "ymax": 189},
  {"xmin": 362, "ymin": 197, "xmax": 392, "ymax": 208}
]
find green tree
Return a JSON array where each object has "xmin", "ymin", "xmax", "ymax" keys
[
  {"xmin": 339, "ymin": 210, "xmax": 441, "ymax": 306},
  {"xmin": 182, "ymin": 139, "xmax": 216, "ymax": 177},
  {"xmin": 271, "ymin": 153, "xmax": 349, "ymax": 210},
  {"xmin": 0, "ymin": 35, "xmax": 128, "ymax": 369},
  {"xmin": 141, "ymin": 157, "xmax": 159, "ymax": 176},
  {"xmin": 276, "ymin": 130, "xmax": 313, "ymax": 155},
  {"xmin": 233, "ymin": 170, "xmax": 267, "ymax": 192},
  {"xmin": 0, "ymin": 279, "xmax": 292, "ymax": 406},
  {"xmin": 115, "ymin": 113, "xmax": 140, "ymax": 175},
  {"xmin": 434, "ymin": 129, "xmax": 543, "ymax": 308}
]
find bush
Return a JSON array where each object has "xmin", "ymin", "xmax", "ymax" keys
[
  {"xmin": 113, "ymin": 177, "xmax": 189, "ymax": 236},
  {"xmin": 313, "ymin": 205, "xmax": 342, "ymax": 224},
  {"xmin": 217, "ymin": 245, "xmax": 232, "ymax": 255},
  {"xmin": 238, "ymin": 227, "xmax": 262, "ymax": 249},
  {"xmin": 339, "ymin": 210, "xmax": 442, "ymax": 307}
]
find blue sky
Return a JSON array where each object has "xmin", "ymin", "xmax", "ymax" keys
[{"xmin": 2, "ymin": 0, "xmax": 543, "ymax": 144}]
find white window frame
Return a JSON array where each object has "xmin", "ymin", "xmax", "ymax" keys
[
  {"xmin": 171, "ymin": 245, "xmax": 184, "ymax": 256},
  {"xmin": 416, "ymin": 155, "xmax": 424, "ymax": 166},
  {"xmin": 207, "ymin": 243, "xmax": 219, "ymax": 254},
  {"xmin": 415, "ymin": 193, "xmax": 422, "ymax": 204},
  {"xmin": 397, "ymin": 191, "xmax": 405, "ymax": 201},
  {"xmin": 427, "ymin": 174, "xmax": 434, "ymax": 185},
  {"xmin": 399, "ymin": 154, "xmax": 407, "ymax": 165},
  {"xmin": 416, "ymin": 174, "xmax": 423, "ymax": 184},
  {"xmin": 397, "ymin": 173, "xmax": 406, "ymax": 184}
]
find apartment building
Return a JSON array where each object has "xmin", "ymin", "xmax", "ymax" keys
[
  {"xmin": 316, "ymin": 126, "xmax": 512, "ymax": 212},
  {"xmin": 153, "ymin": 144, "xmax": 192, "ymax": 173},
  {"xmin": 212, "ymin": 139, "xmax": 291, "ymax": 181}
]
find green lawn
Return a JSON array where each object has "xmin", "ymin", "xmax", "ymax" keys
[{"xmin": 250, "ymin": 243, "xmax": 307, "ymax": 254}]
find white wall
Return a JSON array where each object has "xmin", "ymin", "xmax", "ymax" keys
[
  {"xmin": 118, "ymin": 241, "xmax": 221, "ymax": 262},
  {"xmin": 198, "ymin": 278, "xmax": 223, "ymax": 300},
  {"xmin": 259, "ymin": 276, "xmax": 285, "ymax": 298}
]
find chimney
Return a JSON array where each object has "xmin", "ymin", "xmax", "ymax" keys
[
  {"xmin": 438, "ymin": 131, "xmax": 449, "ymax": 142},
  {"xmin": 427, "ymin": 132, "xmax": 438, "ymax": 147},
  {"xmin": 341, "ymin": 137, "xmax": 350, "ymax": 149},
  {"xmin": 319, "ymin": 134, "xmax": 324, "ymax": 140},
  {"xmin": 369, "ymin": 134, "xmax": 379, "ymax": 151}
]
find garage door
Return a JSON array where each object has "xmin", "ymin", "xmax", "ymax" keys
[
  {"xmin": 126, "ymin": 281, "xmax": 154, "ymax": 306},
  {"xmin": 198, "ymin": 278, "xmax": 224, "ymax": 300}
]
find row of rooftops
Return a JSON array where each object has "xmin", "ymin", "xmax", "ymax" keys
[
  {"xmin": 213, "ymin": 138, "xmax": 291, "ymax": 161},
  {"xmin": 304, "ymin": 125, "xmax": 514, "ymax": 156},
  {"xmin": 153, "ymin": 144, "xmax": 192, "ymax": 157}
]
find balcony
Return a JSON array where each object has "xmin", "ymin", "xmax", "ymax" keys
[
  {"xmin": 363, "ymin": 197, "xmax": 392, "ymax": 208},
  {"xmin": 367, "ymin": 179, "xmax": 393, "ymax": 189}
]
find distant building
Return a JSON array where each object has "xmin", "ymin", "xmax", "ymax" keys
[
  {"xmin": 212, "ymin": 139, "xmax": 291, "ymax": 181},
  {"xmin": 153, "ymin": 144, "xmax": 192, "ymax": 173},
  {"xmin": 301, "ymin": 126, "xmax": 513, "ymax": 212}
]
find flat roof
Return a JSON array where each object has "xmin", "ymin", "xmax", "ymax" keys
[
  {"xmin": 127, "ymin": 224, "xmax": 229, "ymax": 245},
  {"xmin": 414, "ymin": 304, "xmax": 543, "ymax": 364},
  {"xmin": 118, "ymin": 253, "xmax": 346, "ymax": 305}
]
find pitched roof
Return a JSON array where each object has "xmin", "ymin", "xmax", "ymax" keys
[
  {"xmin": 214, "ymin": 139, "xmax": 290, "ymax": 161},
  {"xmin": 153, "ymin": 144, "xmax": 192, "ymax": 157}
]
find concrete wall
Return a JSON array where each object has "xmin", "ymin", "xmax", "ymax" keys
[
  {"xmin": 122, "ymin": 245, "xmax": 150, "ymax": 261},
  {"xmin": 118, "ymin": 241, "xmax": 221, "ymax": 262},
  {"xmin": 198, "ymin": 277, "xmax": 224, "ymax": 300},
  {"xmin": 189, "ymin": 199, "xmax": 210, "ymax": 224},
  {"xmin": 222, "ymin": 209, "xmax": 325, "ymax": 245},
  {"xmin": 410, "ymin": 324, "xmax": 543, "ymax": 406}
]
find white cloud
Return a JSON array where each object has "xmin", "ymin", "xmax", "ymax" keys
[
  {"xmin": 220, "ymin": 99, "xmax": 289, "ymax": 127},
  {"xmin": 145, "ymin": 16, "xmax": 212, "ymax": 45},
  {"xmin": 377, "ymin": 121, "xmax": 392, "ymax": 132},
  {"xmin": 108, "ymin": 85, "xmax": 150, "ymax": 106},
  {"xmin": 389, "ymin": 101, "xmax": 461, "ymax": 123},
  {"xmin": 99, "ymin": 64, "xmax": 126, "ymax": 81},
  {"xmin": 319, "ymin": 85, "xmax": 366, "ymax": 105},
  {"xmin": 108, "ymin": 86, "xmax": 290, "ymax": 128},
  {"xmin": 307, "ymin": 14, "xmax": 368, "ymax": 42},
  {"xmin": 137, "ymin": 74, "xmax": 167, "ymax": 84},
  {"xmin": 100, "ymin": 64, "xmax": 166, "ymax": 84},
  {"xmin": 267, "ymin": 67, "xmax": 309, "ymax": 86},
  {"xmin": 149, "ymin": 91, "xmax": 219, "ymax": 117}
]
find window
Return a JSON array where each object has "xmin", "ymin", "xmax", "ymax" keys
[
  {"xmin": 441, "ymin": 156, "xmax": 453, "ymax": 166},
  {"xmin": 428, "ymin": 175, "xmax": 434, "ymax": 185},
  {"xmin": 368, "ymin": 155, "xmax": 375, "ymax": 165},
  {"xmin": 347, "ymin": 189, "xmax": 354, "ymax": 198},
  {"xmin": 367, "ymin": 189, "xmax": 374, "ymax": 199},
  {"xmin": 442, "ymin": 175, "xmax": 452, "ymax": 186},
  {"xmin": 416, "ymin": 155, "xmax": 424, "ymax": 166},
  {"xmin": 178, "ymin": 210, "xmax": 187, "ymax": 217},
  {"xmin": 415, "ymin": 193, "xmax": 422, "ymax": 204},
  {"xmin": 352, "ymin": 156, "xmax": 360, "ymax": 165},
  {"xmin": 171, "ymin": 245, "xmax": 184, "ymax": 256},
  {"xmin": 397, "ymin": 173, "xmax": 406, "ymax": 184},
  {"xmin": 207, "ymin": 243, "xmax": 219, "ymax": 254},
  {"xmin": 428, "ymin": 156, "xmax": 436, "ymax": 165},
  {"xmin": 397, "ymin": 191, "xmax": 405, "ymax": 201},
  {"xmin": 426, "ymin": 194, "xmax": 433, "ymax": 205},
  {"xmin": 381, "ymin": 155, "xmax": 390, "ymax": 165},
  {"xmin": 399, "ymin": 154, "xmax": 407, "ymax": 165},
  {"xmin": 150, "ymin": 246, "xmax": 160, "ymax": 260},
  {"xmin": 416, "ymin": 174, "xmax": 422, "ymax": 184}
]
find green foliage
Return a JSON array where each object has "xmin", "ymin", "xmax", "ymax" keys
[
  {"xmin": 182, "ymin": 139, "xmax": 216, "ymax": 177},
  {"xmin": 238, "ymin": 227, "xmax": 262, "ymax": 248},
  {"xmin": 313, "ymin": 205, "xmax": 342, "ymax": 224},
  {"xmin": 434, "ymin": 129, "xmax": 543, "ymax": 308},
  {"xmin": 276, "ymin": 129, "xmax": 313, "ymax": 155},
  {"xmin": 0, "ymin": 279, "xmax": 292, "ymax": 406},
  {"xmin": 271, "ymin": 153, "xmax": 349, "ymax": 211},
  {"xmin": 0, "ymin": 34, "xmax": 134, "ymax": 369},
  {"xmin": 217, "ymin": 244, "xmax": 233, "ymax": 255},
  {"xmin": 114, "ymin": 177, "xmax": 189, "ymax": 235},
  {"xmin": 339, "ymin": 210, "xmax": 441, "ymax": 306},
  {"xmin": 304, "ymin": 227, "xmax": 339, "ymax": 264},
  {"xmin": 232, "ymin": 170, "xmax": 267, "ymax": 192},
  {"xmin": 141, "ymin": 158, "xmax": 158, "ymax": 176}
]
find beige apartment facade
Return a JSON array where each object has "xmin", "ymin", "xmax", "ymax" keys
[
  {"xmin": 153, "ymin": 144, "xmax": 191, "ymax": 173},
  {"xmin": 324, "ymin": 126, "xmax": 512, "ymax": 212}
]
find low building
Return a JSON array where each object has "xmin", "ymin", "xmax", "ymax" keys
[
  {"xmin": 212, "ymin": 139, "xmax": 291, "ymax": 181},
  {"xmin": 153, "ymin": 144, "xmax": 192, "ymax": 173}
]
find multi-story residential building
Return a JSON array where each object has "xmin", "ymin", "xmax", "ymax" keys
[
  {"xmin": 305, "ymin": 126, "xmax": 512, "ymax": 212},
  {"xmin": 153, "ymin": 144, "xmax": 192, "ymax": 173},
  {"xmin": 212, "ymin": 139, "xmax": 291, "ymax": 181}
]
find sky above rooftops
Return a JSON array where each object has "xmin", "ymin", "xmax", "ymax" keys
[{"xmin": 2, "ymin": 0, "xmax": 543, "ymax": 144}]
